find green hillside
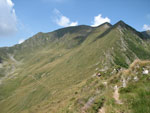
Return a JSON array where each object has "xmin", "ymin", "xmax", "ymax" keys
[{"xmin": 0, "ymin": 21, "xmax": 150, "ymax": 113}]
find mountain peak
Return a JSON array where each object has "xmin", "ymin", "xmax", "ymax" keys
[
  {"xmin": 113, "ymin": 20, "xmax": 137, "ymax": 32},
  {"xmin": 114, "ymin": 20, "xmax": 127, "ymax": 27},
  {"xmin": 96, "ymin": 22, "xmax": 112, "ymax": 28},
  {"xmin": 117, "ymin": 20, "xmax": 125, "ymax": 24}
]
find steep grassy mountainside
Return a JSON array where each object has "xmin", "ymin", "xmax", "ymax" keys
[{"xmin": 0, "ymin": 21, "xmax": 150, "ymax": 113}]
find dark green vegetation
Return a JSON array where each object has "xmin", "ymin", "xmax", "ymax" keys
[{"xmin": 0, "ymin": 21, "xmax": 150, "ymax": 113}]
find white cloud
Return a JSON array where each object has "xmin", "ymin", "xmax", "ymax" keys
[
  {"xmin": 56, "ymin": 16, "xmax": 70, "ymax": 27},
  {"xmin": 6, "ymin": 0, "xmax": 14, "ymax": 7},
  {"xmin": 0, "ymin": 0, "xmax": 17, "ymax": 37},
  {"xmin": 69, "ymin": 21, "xmax": 78, "ymax": 26},
  {"xmin": 143, "ymin": 24, "xmax": 150, "ymax": 31},
  {"xmin": 53, "ymin": 9, "xmax": 78, "ymax": 27},
  {"xmin": 18, "ymin": 39, "xmax": 25, "ymax": 44},
  {"xmin": 91, "ymin": 14, "xmax": 111, "ymax": 27}
]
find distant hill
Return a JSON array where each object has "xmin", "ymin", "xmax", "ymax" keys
[
  {"xmin": 0, "ymin": 20, "xmax": 150, "ymax": 113},
  {"xmin": 141, "ymin": 30, "xmax": 150, "ymax": 39}
]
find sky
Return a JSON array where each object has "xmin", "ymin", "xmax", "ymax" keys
[{"xmin": 0, "ymin": 0, "xmax": 150, "ymax": 47}]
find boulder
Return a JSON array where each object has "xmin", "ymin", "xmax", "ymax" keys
[{"xmin": 143, "ymin": 70, "xmax": 149, "ymax": 75}]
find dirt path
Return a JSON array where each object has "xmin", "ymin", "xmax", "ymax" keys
[
  {"xmin": 113, "ymin": 85, "xmax": 122, "ymax": 104},
  {"xmin": 98, "ymin": 107, "xmax": 105, "ymax": 113},
  {"xmin": 9, "ymin": 54, "xmax": 19, "ymax": 64},
  {"xmin": 81, "ymin": 97, "xmax": 95, "ymax": 113}
]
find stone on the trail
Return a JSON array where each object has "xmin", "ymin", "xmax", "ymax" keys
[
  {"xmin": 143, "ymin": 70, "xmax": 149, "ymax": 75},
  {"xmin": 122, "ymin": 78, "xmax": 126, "ymax": 87},
  {"xmin": 103, "ymin": 81, "xmax": 107, "ymax": 85},
  {"xmin": 95, "ymin": 68, "xmax": 99, "ymax": 71},
  {"xmin": 96, "ymin": 73, "xmax": 101, "ymax": 77},
  {"xmin": 134, "ymin": 76, "xmax": 139, "ymax": 81}
]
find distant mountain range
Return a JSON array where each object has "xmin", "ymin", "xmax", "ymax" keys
[
  {"xmin": 141, "ymin": 30, "xmax": 150, "ymax": 39},
  {"xmin": 0, "ymin": 20, "xmax": 150, "ymax": 113}
]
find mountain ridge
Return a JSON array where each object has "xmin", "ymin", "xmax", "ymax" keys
[
  {"xmin": 0, "ymin": 20, "xmax": 150, "ymax": 66},
  {"xmin": 0, "ymin": 20, "xmax": 147, "ymax": 49}
]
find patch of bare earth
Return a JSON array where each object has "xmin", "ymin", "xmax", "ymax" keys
[
  {"xmin": 81, "ymin": 97, "xmax": 95, "ymax": 113},
  {"xmin": 113, "ymin": 85, "xmax": 122, "ymax": 104},
  {"xmin": 98, "ymin": 107, "xmax": 105, "ymax": 113}
]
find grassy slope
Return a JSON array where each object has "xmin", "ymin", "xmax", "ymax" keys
[
  {"xmin": 114, "ymin": 60, "xmax": 150, "ymax": 113},
  {"xmin": 0, "ymin": 24, "xmax": 110, "ymax": 113},
  {"xmin": 0, "ymin": 22, "xmax": 150, "ymax": 113}
]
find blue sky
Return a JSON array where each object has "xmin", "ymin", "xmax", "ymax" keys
[{"xmin": 0, "ymin": 0, "xmax": 150, "ymax": 47}]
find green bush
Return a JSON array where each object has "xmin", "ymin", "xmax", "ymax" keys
[{"xmin": 120, "ymin": 84, "xmax": 137, "ymax": 93}]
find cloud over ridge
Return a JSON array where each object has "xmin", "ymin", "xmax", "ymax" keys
[
  {"xmin": 53, "ymin": 9, "xmax": 78, "ymax": 27},
  {"xmin": 91, "ymin": 14, "xmax": 110, "ymax": 27}
]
